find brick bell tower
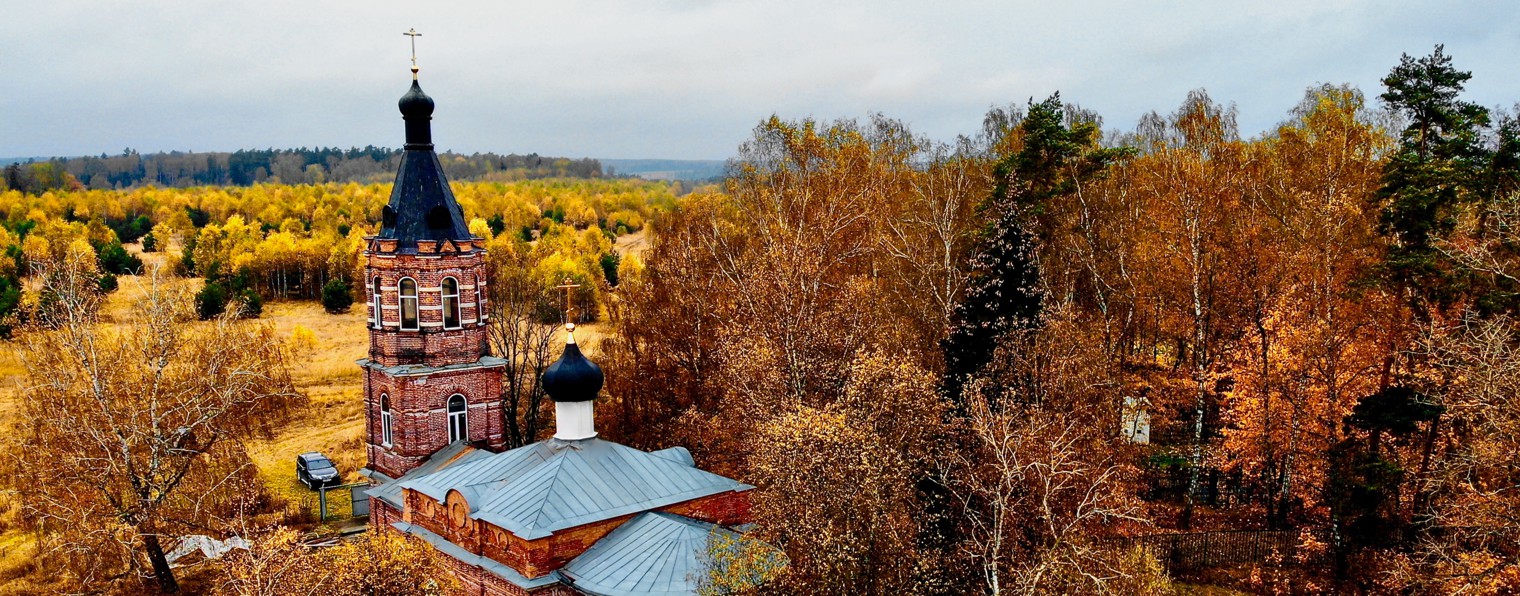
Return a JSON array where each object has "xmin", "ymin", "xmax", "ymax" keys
[{"xmin": 360, "ymin": 64, "xmax": 506, "ymax": 481}]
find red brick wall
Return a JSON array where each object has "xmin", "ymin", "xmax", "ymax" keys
[
  {"xmin": 442, "ymin": 554, "xmax": 577, "ymax": 596},
  {"xmin": 400, "ymin": 486, "xmax": 755, "ymax": 579},
  {"xmin": 660, "ymin": 488, "xmax": 754, "ymax": 527},
  {"xmin": 365, "ymin": 241, "xmax": 491, "ymax": 368},
  {"xmin": 371, "ymin": 497, "xmax": 402, "ymax": 530},
  {"xmin": 379, "ymin": 498, "xmax": 571, "ymax": 596},
  {"xmin": 441, "ymin": 544, "xmax": 534, "ymax": 596},
  {"xmin": 364, "ymin": 347, "xmax": 506, "ymax": 478}
]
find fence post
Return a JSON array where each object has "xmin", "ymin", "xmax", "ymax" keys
[{"xmin": 319, "ymin": 487, "xmax": 328, "ymax": 521}]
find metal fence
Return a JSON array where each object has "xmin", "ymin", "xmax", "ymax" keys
[
  {"xmin": 317, "ymin": 482, "xmax": 370, "ymax": 521},
  {"xmin": 1132, "ymin": 529, "xmax": 1313, "ymax": 572}
]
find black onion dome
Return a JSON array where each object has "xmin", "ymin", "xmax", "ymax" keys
[
  {"xmin": 399, "ymin": 80, "xmax": 435, "ymax": 120},
  {"xmin": 398, "ymin": 80, "xmax": 435, "ymax": 148},
  {"xmin": 543, "ymin": 329, "xmax": 604, "ymax": 403}
]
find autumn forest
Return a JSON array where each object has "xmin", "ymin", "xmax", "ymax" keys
[{"xmin": 2, "ymin": 46, "xmax": 1519, "ymax": 594}]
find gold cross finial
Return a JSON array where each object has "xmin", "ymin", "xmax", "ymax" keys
[
  {"xmin": 553, "ymin": 278, "xmax": 582, "ymax": 325},
  {"xmin": 404, "ymin": 28, "xmax": 422, "ymax": 78}
]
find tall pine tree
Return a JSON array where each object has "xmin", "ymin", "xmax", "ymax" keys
[
  {"xmin": 1376, "ymin": 45, "xmax": 1491, "ymax": 307},
  {"xmin": 942, "ymin": 95, "xmax": 1129, "ymax": 405}
]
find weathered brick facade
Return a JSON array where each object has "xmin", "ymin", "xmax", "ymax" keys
[
  {"xmin": 371, "ymin": 487, "xmax": 752, "ymax": 594},
  {"xmin": 363, "ymin": 362, "xmax": 505, "ymax": 478},
  {"xmin": 365, "ymin": 238, "xmax": 491, "ymax": 367},
  {"xmin": 371, "ymin": 498, "xmax": 402, "ymax": 528},
  {"xmin": 443, "ymin": 556, "xmax": 578, "ymax": 596},
  {"xmin": 363, "ymin": 236, "xmax": 506, "ymax": 479},
  {"xmin": 395, "ymin": 487, "xmax": 753, "ymax": 581}
]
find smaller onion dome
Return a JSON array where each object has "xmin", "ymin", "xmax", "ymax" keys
[
  {"xmin": 543, "ymin": 324, "xmax": 604, "ymax": 403},
  {"xmin": 398, "ymin": 80, "xmax": 435, "ymax": 119}
]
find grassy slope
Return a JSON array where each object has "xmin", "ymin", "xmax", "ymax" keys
[
  {"xmin": 613, "ymin": 229, "xmax": 649, "ymax": 260},
  {"xmin": 243, "ymin": 299, "xmax": 369, "ymax": 521},
  {"xmin": 100, "ymin": 251, "xmax": 374, "ymax": 514}
]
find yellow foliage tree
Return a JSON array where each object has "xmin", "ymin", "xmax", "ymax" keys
[{"xmin": 214, "ymin": 528, "xmax": 458, "ymax": 596}]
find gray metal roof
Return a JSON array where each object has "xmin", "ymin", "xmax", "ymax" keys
[
  {"xmin": 648, "ymin": 447, "xmax": 694, "ymax": 467},
  {"xmin": 369, "ymin": 441, "xmax": 491, "ymax": 509},
  {"xmin": 357, "ymin": 356, "xmax": 507, "ymax": 378},
  {"xmin": 399, "ymin": 437, "xmax": 752, "ymax": 540},
  {"xmin": 558, "ymin": 512, "xmax": 732, "ymax": 596}
]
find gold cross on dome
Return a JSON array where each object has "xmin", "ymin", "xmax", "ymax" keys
[
  {"xmin": 554, "ymin": 278, "xmax": 581, "ymax": 324},
  {"xmin": 404, "ymin": 28, "xmax": 422, "ymax": 75}
]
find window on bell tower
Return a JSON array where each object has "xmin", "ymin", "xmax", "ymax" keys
[
  {"xmin": 442, "ymin": 277, "xmax": 461, "ymax": 330},
  {"xmin": 380, "ymin": 393, "xmax": 393, "ymax": 447},
  {"xmin": 475, "ymin": 273, "xmax": 486, "ymax": 325},
  {"xmin": 372, "ymin": 276, "xmax": 384, "ymax": 329},
  {"xmin": 399, "ymin": 277, "xmax": 419, "ymax": 331},
  {"xmin": 447, "ymin": 394, "xmax": 468, "ymax": 443}
]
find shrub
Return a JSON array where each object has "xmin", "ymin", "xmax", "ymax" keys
[
  {"xmin": 0, "ymin": 275, "xmax": 20, "ymax": 338},
  {"xmin": 237, "ymin": 288, "xmax": 263, "ymax": 319},
  {"xmin": 290, "ymin": 325, "xmax": 318, "ymax": 356},
  {"xmin": 322, "ymin": 278, "xmax": 354, "ymax": 314},
  {"xmin": 600, "ymin": 252, "xmax": 622, "ymax": 287},
  {"xmin": 178, "ymin": 243, "xmax": 196, "ymax": 277},
  {"xmin": 196, "ymin": 282, "xmax": 228, "ymax": 320},
  {"xmin": 99, "ymin": 243, "xmax": 141, "ymax": 275}
]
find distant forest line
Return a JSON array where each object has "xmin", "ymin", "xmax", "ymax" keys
[{"xmin": 0, "ymin": 147, "xmax": 606, "ymax": 194}]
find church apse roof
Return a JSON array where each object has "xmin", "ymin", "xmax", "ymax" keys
[{"xmin": 558, "ymin": 512, "xmax": 762, "ymax": 596}]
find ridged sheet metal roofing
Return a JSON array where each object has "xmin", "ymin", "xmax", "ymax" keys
[
  {"xmin": 559, "ymin": 512, "xmax": 734, "ymax": 596},
  {"xmin": 399, "ymin": 437, "xmax": 752, "ymax": 540}
]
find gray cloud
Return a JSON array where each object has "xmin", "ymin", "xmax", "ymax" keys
[{"xmin": 3, "ymin": 1, "xmax": 1517, "ymax": 160}]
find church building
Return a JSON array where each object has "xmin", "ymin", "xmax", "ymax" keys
[{"xmin": 359, "ymin": 64, "xmax": 761, "ymax": 595}]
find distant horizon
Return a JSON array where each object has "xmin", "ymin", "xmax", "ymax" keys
[{"xmin": 0, "ymin": 152, "xmax": 729, "ymax": 184}]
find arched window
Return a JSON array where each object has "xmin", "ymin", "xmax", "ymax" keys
[
  {"xmin": 475, "ymin": 274, "xmax": 486, "ymax": 325},
  {"xmin": 442, "ymin": 277, "xmax": 461, "ymax": 330},
  {"xmin": 399, "ymin": 277, "xmax": 418, "ymax": 331},
  {"xmin": 447, "ymin": 394, "xmax": 468, "ymax": 443},
  {"xmin": 372, "ymin": 276, "xmax": 384, "ymax": 329},
  {"xmin": 379, "ymin": 393, "xmax": 393, "ymax": 446}
]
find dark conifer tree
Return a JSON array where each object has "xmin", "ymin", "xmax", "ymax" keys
[
  {"xmin": 1376, "ymin": 45, "xmax": 1492, "ymax": 307},
  {"xmin": 941, "ymin": 95, "xmax": 1129, "ymax": 405}
]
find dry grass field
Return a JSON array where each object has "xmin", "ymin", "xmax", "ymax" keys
[
  {"xmin": 0, "ymin": 338, "xmax": 33, "ymax": 591},
  {"xmin": 613, "ymin": 229, "xmax": 649, "ymax": 259},
  {"xmin": 243, "ymin": 298, "xmax": 370, "ymax": 522}
]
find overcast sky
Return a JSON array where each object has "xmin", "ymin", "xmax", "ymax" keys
[{"xmin": 3, "ymin": 1, "xmax": 1517, "ymax": 160}]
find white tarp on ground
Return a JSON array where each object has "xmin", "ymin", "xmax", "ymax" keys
[{"xmin": 165, "ymin": 534, "xmax": 250, "ymax": 568}]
